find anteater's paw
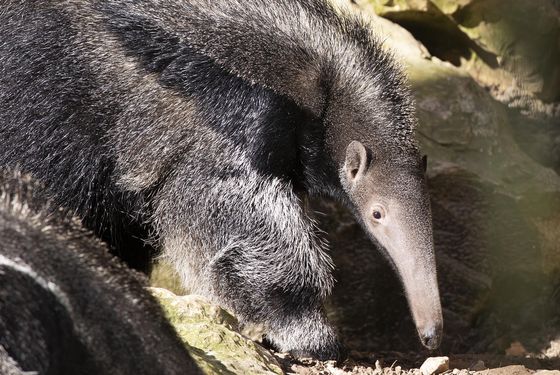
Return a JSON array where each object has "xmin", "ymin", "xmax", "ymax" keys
[{"xmin": 264, "ymin": 317, "xmax": 346, "ymax": 362}]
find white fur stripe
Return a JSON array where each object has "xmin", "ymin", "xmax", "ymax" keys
[{"xmin": 0, "ymin": 255, "xmax": 73, "ymax": 315}]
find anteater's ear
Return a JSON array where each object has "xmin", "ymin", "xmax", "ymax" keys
[
  {"xmin": 344, "ymin": 141, "xmax": 368, "ymax": 184},
  {"xmin": 422, "ymin": 155, "xmax": 428, "ymax": 173}
]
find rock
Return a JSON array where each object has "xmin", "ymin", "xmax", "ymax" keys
[
  {"xmin": 468, "ymin": 360, "xmax": 486, "ymax": 371},
  {"xmin": 419, "ymin": 356, "xmax": 449, "ymax": 375},
  {"xmin": 354, "ymin": 0, "xmax": 560, "ymax": 105},
  {"xmin": 455, "ymin": 0, "xmax": 560, "ymax": 103},
  {"xmin": 542, "ymin": 337, "xmax": 560, "ymax": 358},
  {"xmin": 534, "ymin": 371, "xmax": 560, "ymax": 375},
  {"xmin": 505, "ymin": 341, "xmax": 528, "ymax": 357},
  {"xmin": 149, "ymin": 287, "xmax": 283, "ymax": 375},
  {"xmin": 473, "ymin": 365, "xmax": 532, "ymax": 375},
  {"xmin": 412, "ymin": 62, "xmax": 560, "ymax": 197}
]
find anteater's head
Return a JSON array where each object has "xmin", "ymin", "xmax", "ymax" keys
[{"xmin": 338, "ymin": 138, "xmax": 442, "ymax": 349}]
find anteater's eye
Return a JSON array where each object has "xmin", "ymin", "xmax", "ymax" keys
[{"xmin": 373, "ymin": 211, "xmax": 382, "ymax": 220}]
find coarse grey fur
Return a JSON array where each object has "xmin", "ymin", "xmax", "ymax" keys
[
  {"xmin": 0, "ymin": 0, "xmax": 442, "ymax": 358},
  {"xmin": 0, "ymin": 169, "xmax": 201, "ymax": 375}
]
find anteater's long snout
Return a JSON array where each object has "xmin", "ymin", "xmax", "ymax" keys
[
  {"xmin": 404, "ymin": 266, "xmax": 443, "ymax": 349},
  {"xmin": 364, "ymin": 201, "xmax": 443, "ymax": 350}
]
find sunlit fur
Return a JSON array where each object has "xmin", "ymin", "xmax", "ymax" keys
[{"xmin": 0, "ymin": 0, "xmax": 435, "ymax": 358}]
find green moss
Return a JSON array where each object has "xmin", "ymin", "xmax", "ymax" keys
[{"xmin": 150, "ymin": 288, "xmax": 283, "ymax": 375}]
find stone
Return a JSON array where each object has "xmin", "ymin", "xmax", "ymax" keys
[
  {"xmin": 542, "ymin": 337, "xmax": 560, "ymax": 358},
  {"xmin": 419, "ymin": 356, "xmax": 449, "ymax": 375},
  {"xmin": 354, "ymin": 0, "xmax": 560, "ymax": 104},
  {"xmin": 149, "ymin": 287, "xmax": 283, "ymax": 375},
  {"xmin": 456, "ymin": 0, "xmax": 560, "ymax": 103},
  {"xmin": 505, "ymin": 341, "xmax": 527, "ymax": 357},
  {"xmin": 473, "ymin": 365, "xmax": 531, "ymax": 375},
  {"xmin": 150, "ymin": 261, "xmax": 188, "ymax": 295},
  {"xmin": 468, "ymin": 360, "xmax": 486, "ymax": 371}
]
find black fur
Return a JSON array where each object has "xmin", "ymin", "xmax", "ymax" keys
[
  {"xmin": 0, "ymin": 169, "xmax": 201, "ymax": 375},
  {"xmin": 0, "ymin": 0, "xmax": 433, "ymax": 359}
]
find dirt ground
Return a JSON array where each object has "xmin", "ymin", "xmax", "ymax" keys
[{"xmin": 275, "ymin": 351, "xmax": 560, "ymax": 375}]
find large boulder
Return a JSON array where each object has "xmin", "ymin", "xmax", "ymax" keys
[{"xmin": 356, "ymin": 0, "xmax": 560, "ymax": 105}]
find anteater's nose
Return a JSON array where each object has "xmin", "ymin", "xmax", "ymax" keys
[{"xmin": 420, "ymin": 325, "xmax": 442, "ymax": 350}]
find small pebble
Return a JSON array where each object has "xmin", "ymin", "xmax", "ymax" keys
[
  {"xmin": 395, "ymin": 365, "xmax": 402, "ymax": 375},
  {"xmin": 369, "ymin": 360, "xmax": 382, "ymax": 375},
  {"xmin": 505, "ymin": 341, "xmax": 527, "ymax": 357},
  {"xmin": 419, "ymin": 356, "xmax": 450, "ymax": 375}
]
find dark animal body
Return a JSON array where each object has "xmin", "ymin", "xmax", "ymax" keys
[
  {"xmin": 0, "ymin": 169, "xmax": 202, "ymax": 374},
  {"xmin": 0, "ymin": 169, "xmax": 202, "ymax": 375},
  {"xmin": 0, "ymin": 0, "xmax": 442, "ymax": 359}
]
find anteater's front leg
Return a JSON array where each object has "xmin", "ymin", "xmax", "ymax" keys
[{"xmin": 155, "ymin": 167, "xmax": 341, "ymax": 360}]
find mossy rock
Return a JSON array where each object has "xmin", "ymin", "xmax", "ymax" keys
[{"xmin": 149, "ymin": 288, "xmax": 283, "ymax": 375}]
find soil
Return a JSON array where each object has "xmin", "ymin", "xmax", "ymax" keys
[{"xmin": 275, "ymin": 351, "xmax": 560, "ymax": 375}]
